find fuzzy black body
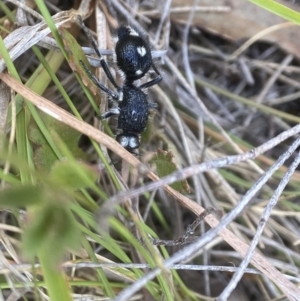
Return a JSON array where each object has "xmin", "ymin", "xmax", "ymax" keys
[
  {"xmin": 78, "ymin": 16, "xmax": 161, "ymax": 153},
  {"xmin": 117, "ymin": 85, "xmax": 149, "ymax": 134},
  {"xmin": 116, "ymin": 26, "xmax": 152, "ymax": 82}
]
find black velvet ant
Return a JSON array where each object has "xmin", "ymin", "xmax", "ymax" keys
[{"xmin": 78, "ymin": 16, "xmax": 162, "ymax": 154}]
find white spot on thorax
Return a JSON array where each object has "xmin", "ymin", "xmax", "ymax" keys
[
  {"xmin": 135, "ymin": 69, "xmax": 143, "ymax": 75},
  {"xmin": 119, "ymin": 136, "xmax": 129, "ymax": 147},
  {"xmin": 127, "ymin": 26, "xmax": 139, "ymax": 36},
  {"xmin": 137, "ymin": 46, "xmax": 147, "ymax": 57},
  {"xmin": 129, "ymin": 137, "xmax": 139, "ymax": 149}
]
